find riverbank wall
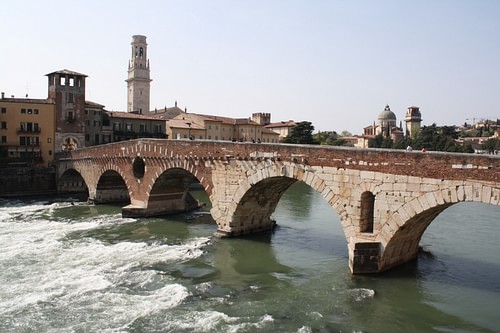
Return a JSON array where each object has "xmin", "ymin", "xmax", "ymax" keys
[{"xmin": 0, "ymin": 167, "xmax": 57, "ymax": 197}]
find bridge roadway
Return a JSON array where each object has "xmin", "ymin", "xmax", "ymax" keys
[{"xmin": 55, "ymin": 139, "xmax": 500, "ymax": 274}]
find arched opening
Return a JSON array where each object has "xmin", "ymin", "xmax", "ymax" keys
[
  {"xmin": 359, "ymin": 191, "xmax": 375, "ymax": 233},
  {"xmin": 147, "ymin": 168, "xmax": 210, "ymax": 217},
  {"xmin": 403, "ymin": 202, "xmax": 499, "ymax": 327},
  {"xmin": 58, "ymin": 169, "xmax": 88, "ymax": 199},
  {"xmin": 95, "ymin": 170, "xmax": 130, "ymax": 204},
  {"xmin": 218, "ymin": 179, "xmax": 348, "ymax": 280},
  {"xmin": 230, "ymin": 176, "xmax": 297, "ymax": 235},
  {"xmin": 132, "ymin": 157, "xmax": 145, "ymax": 179}
]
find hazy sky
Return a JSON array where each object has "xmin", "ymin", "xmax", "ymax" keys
[{"xmin": 1, "ymin": 0, "xmax": 499, "ymax": 134}]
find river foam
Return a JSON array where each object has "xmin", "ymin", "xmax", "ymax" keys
[{"xmin": 0, "ymin": 201, "xmax": 209, "ymax": 332}]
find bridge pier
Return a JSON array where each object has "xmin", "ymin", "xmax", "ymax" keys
[
  {"xmin": 213, "ymin": 217, "xmax": 277, "ymax": 238},
  {"xmin": 349, "ymin": 242, "xmax": 382, "ymax": 274},
  {"xmin": 122, "ymin": 191, "xmax": 200, "ymax": 218}
]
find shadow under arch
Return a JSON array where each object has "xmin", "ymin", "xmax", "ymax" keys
[
  {"xmin": 58, "ymin": 168, "xmax": 89, "ymax": 198},
  {"xmin": 147, "ymin": 167, "xmax": 210, "ymax": 216},
  {"xmin": 230, "ymin": 176, "xmax": 298, "ymax": 235},
  {"xmin": 95, "ymin": 170, "xmax": 130, "ymax": 204}
]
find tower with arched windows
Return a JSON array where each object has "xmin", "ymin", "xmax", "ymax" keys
[
  {"xmin": 126, "ymin": 35, "xmax": 151, "ymax": 114},
  {"xmin": 405, "ymin": 106, "xmax": 422, "ymax": 139}
]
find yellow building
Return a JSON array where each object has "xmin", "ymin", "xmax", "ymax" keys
[
  {"xmin": 165, "ymin": 118, "xmax": 205, "ymax": 140},
  {"xmin": 171, "ymin": 112, "xmax": 280, "ymax": 143},
  {"xmin": 0, "ymin": 96, "xmax": 56, "ymax": 166}
]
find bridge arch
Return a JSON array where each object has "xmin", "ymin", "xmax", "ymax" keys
[
  {"xmin": 379, "ymin": 183, "xmax": 500, "ymax": 271},
  {"xmin": 144, "ymin": 167, "xmax": 203, "ymax": 216},
  {"xmin": 58, "ymin": 168, "xmax": 88, "ymax": 195},
  {"xmin": 213, "ymin": 162, "xmax": 349, "ymax": 237},
  {"xmin": 95, "ymin": 169, "xmax": 130, "ymax": 204}
]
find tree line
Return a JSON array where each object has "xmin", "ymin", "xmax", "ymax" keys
[{"xmin": 283, "ymin": 121, "xmax": 499, "ymax": 154}]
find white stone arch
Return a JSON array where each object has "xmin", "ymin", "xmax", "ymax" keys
[
  {"xmin": 215, "ymin": 161, "xmax": 349, "ymax": 237},
  {"xmin": 378, "ymin": 182, "xmax": 500, "ymax": 271}
]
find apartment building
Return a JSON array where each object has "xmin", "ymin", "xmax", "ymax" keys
[{"xmin": 0, "ymin": 94, "xmax": 56, "ymax": 166}]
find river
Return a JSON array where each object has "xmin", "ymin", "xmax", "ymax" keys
[{"xmin": 0, "ymin": 181, "xmax": 499, "ymax": 333}]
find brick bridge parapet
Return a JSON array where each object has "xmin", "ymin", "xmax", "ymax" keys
[{"xmin": 55, "ymin": 139, "xmax": 500, "ymax": 274}]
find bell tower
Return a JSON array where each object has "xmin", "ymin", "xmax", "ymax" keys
[
  {"xmin": 405, "ymin": 106, "xmax": 422, "ymax": 138},
  {"xmin": 126, "ymin": 35, "xmax": 152, "ymax": 114}
]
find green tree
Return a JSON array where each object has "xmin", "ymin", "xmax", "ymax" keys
[
  {"xmin": 314, "ymin": 131, "xmax": 349, "ymax": 146},
  {"xmin": 482, "ymin": 138, "xmax": 500, "ymax": 154},
  {"xmin": 284, "ymin": 121, "xmax": 317, "ymax": 144},
  {"xmin": 368, "ymin": 134, "xmax": 393, "ymax": 148}
]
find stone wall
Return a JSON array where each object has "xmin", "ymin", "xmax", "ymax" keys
[{"xmin": 0, "ymin": 167, "xmax": 56, "ymax": 197}]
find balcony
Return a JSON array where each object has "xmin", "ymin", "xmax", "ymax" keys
[{"xmin": 17, "ymin": 127, "xmax": 41, "ymax": 133}]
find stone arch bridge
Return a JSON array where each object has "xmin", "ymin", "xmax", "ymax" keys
[{"xmin": 55, "ymin": 139, "xmax": 500, "ymax": 274}]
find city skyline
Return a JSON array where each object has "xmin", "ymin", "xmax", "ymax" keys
[{"xmin": 1, "ymin": 0, "xmax": 499, "ymax": 134}]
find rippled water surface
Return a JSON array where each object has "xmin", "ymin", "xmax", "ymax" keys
[{"xmin": 0, "ymin": 182, "xmax": 499, "ymax": 332}]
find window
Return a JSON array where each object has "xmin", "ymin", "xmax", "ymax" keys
[
  {"xmin": 68, "ymin": 93, "xmax": 74, "ymax": 103},
  {"xmin": 126, "ymin": 123, "xmax": 132, "ymax": 132},
  {"xmin": 139, "ymin": 124, "xmax": 146, "ymax": 133},
  {"xmin": 1, "ymin": 136, "xmax": 6, "ymax": 143},
  {"xmin": 60, "ymin": 77, "xmax": 66, "ymax": 86},
  {"xmin": 34, "ymin": 109, "xmax": 39, "ymax": 114},
  {"xmin": 21, "ymin": 108, "xmax": 26, "ymax": 114},
  {"xmin": 27, "ymin": 109, "xmax": 33, "ymax": 114},
  {"xmin": 69, "ymin": 78, "xmax": 74, "ymax": 86},
  {"xmin": 20, "ymin": 122, "xmax": 26, "ymax": 131},
  {"xmin": 360, "ymin": 192, "xmax": 375, "ymax": 233},
  {"xmin": 47, "ymin": 138, "xmax": 51, "ymax": 143},
  {"xmin": 1, "ymin": 107, "xmax": 6, "ymax": 113},
  {"xmin": 208, "ymin": 135, "xmax": 212, "ymax": 139},
  {"xmin": 215, "ymin": 125, "xmax": 219, "ymax": 130},
  {"xmin": 0, "ymin": 121, "xmax": 6, "ymax": 129},
  {"xmin": 154, "ymin": 124, "xmax": 162, "ymax": 133},
  {"xmin": 49, "ymin": 150, "xmax": 52, "ymax": 156},
  {"xmin": 113, "ymin": 122, "xmax": 121, "ymax": 131},
  {"xmin": 20, "ymin": 136, "xmax": 26, "ymax": 146}
]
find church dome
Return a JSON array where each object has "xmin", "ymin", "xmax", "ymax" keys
[{"xmin": 377, "ymin": 105, "xmax": 397, "ymax": 121}]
